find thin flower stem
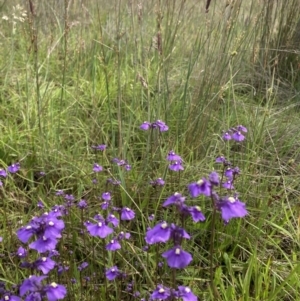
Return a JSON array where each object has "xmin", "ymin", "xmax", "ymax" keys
[{"xmin": 209, "ymin": 196, "xmax": 221, "ymax": 300}]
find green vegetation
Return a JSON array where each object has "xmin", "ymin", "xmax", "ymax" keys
[{"xmin": 1, "ymin": 0, "xmax": 300, "ymax": 300}]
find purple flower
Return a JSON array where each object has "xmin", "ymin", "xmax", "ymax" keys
[
  {"xmin": 17, "ymin": 226, "xmax": 35, "ymax": 243},
  {"xmin": 189, "ymin": 206, "xmax": 206, "ymax": 222},
  {"xmin": 232, "ymin": 131, "xmax": 245, "ymax": 142},
  {"xmin": 236, "ymin": 125, "xmax": 247, "ymax": 133},
  {"xmin": 77, "ymin": 199, "xmax": 87, "ymax": 209},
  {"xmin": 78, "ymin": 262, "xmax": 89, "ymax": 271},
  {"xmin": 57, "ymin": 265, "xmax": 69, "ymax": 275},
  {"xmin": 162, "ymin": 246, "xmax": 192, "ymax": 269},
  {"xmin": 222, "ymin": 180, "xmax": 234, "ymax": 190},
  {"xmin": 44, "ymin": 282, "xmax": 67, "ymax": 301},
  {"xmin": 140, "ymin": 121, "xmax": 151, "ymax": 131},
  {"xmin": 140, "ymin": 120, "xmax": 168, "ymax": 132},
  {"xmin": 91, "ymin": 144, "xmax": 106, "ymax": 151},
  {"xmin": 8, "ymin": 163, "xmax": 20, "ymax": 173},
  {"xmin": 170, "ymin": 224, "xmax": 190, "ymax": 244},
  {"xmin": 0, "ymin": 169, "xmax": 7, "ymax": 178},
  {"xmin": 145, "ymin": 221, "xmax": 171, "ymax": 244},
  {"xmin": 215, "ymin": 156, "xmax": 226, "ymax": 163},
  {"xmin": 20, "ymin": 275, "xmax": 47, "ymax": 296},
  {"xmin": 118, "ymin": 231, "xmax": 130, "ymax": 240},
  {"xmin": 29, "ymin": 236, "xmax": 58, "ymax": 253},
  {"xmin": 169, "ymin": 161, "xmax": 184, "ymax": 171},
  {"xmin": 218, "ymin": 196, "xmax": 248, "ymax": 221},
  {"xmin": 225, "ymin": 167, "xmax": 233, "ymax": 179},
  {"xmin": 150, "ymin": 285, "xmax": 171, "ymax": 300},
  {"xmin": 125, "ymin": 164, "xmax": 131, "ymax": 171},
  {"xmin": 188, "ymin": 178, "xmax": 211, "ymax": 198},
  {"xmin": 209, "ymin": 171, "xmax": 220, "ymax": 186},
  {"xmin": 93, "ymin": 163, "xmax": 103, "ymax": 172},
  {"xmin": 105, "ymin": 266, "xmax": 120, "ymax": 280},
  {"xmin": 86, "ymin": 222, "xmax": 113, "ymax": 238},
  {"xmin": 148, "ymin": 214, "xmax": 155, "ymax": 221},
  {"xmin": 43, "ymin": 215, "xmax": 65, "ymax": 239},
  {"xmin": 102, "ymin": 192, "xmax": 111, "ymax": 201},
  {"xmin": 55, "ymin": 190, "xmax": 65, "ymax": 196},
  {"xmin": 16, "ymin": 247, "xmax": 27, "ymax": 258},
  {"xmin": 166, "ymin": 151, "xmax": 182, "ymax": 161},
  {"xmin": 106, "ymin": 239, "xmax": 121, "ymax": 251},
  {"xmin": 106, "ymin": 214, "xmax": 119, "ymax": 227},
  {"xmin": 120, "ymin": 207, "xmax": 135, "ymax": 220},
  {"xmin": 222, "ymin": 132, "xmax": 232, "ymax": 140},
  {"xmin": 163, "ymin": 192, "xmax": 185, "ymax": 207},
  {"xmin": 34, "ymin": 257, "xmax": 56, "ymax": 274},
  {"xmin": 154, "ymin": 120, "xmax": 169, "ymax": 132},
  {"xmin": 101, "ymin": 201, "xmax": 110, "ymax": 210},
  {"xmin": 37, "ymin": 201, "xmax": 44, "ymax": 209},
  {"xmin": 64, "ymin": 194, "xmax": 74, "ymax": 201},
  {"xmin": 150, "ymin": 178, "xmax": 165, "ymax": 186},
  {"xmin": 177, "ymin": 286, "xmax": 198, "ymax": 301}
]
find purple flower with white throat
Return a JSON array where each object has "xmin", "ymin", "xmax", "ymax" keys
[
  {"xmin": 106, "ymin": 214, "xmax": 119, "ymax": 227},
  {"xmin": 189, "ymin": 206, "xmax": 206, "ymax": 222},
  {"xmin": 29, "ymin": 236, "xmax": 58, "ymax": 253},
  {"xmin": 16, "ymin": 246, "xmax": 27, "ymax": 258},
  {"xmin": 169, "ymin": 161, "xmax": 184, "ymax": 171},
  {"xmin": 17, "ymin": 225, "xmax": 35, "ymax": 243},
  {"xmin": 102, "ymin": 192, "xmax": 111, "ymax": 201},
  {"xmin": 93, "ymin": 163, "xmax": 103, "ymax": 172},
  {"xmin": 217, "ymin": 196, "xmax": 247, "ymax": 221},
  {"xmin": 232, "ymin": 131, "xmax": 245, "ymax": 142},
  {"xmin": 163, "ymin": 192, "xmax": 185, "ymax": 207},
  {"xmin": 106, "ymin": 239, "xmax": 121, "ymax": 251},
  {"xmin": 0, "ymin": 169, "xmax": 7, "ymax": 178},
  {"xmin": 44, "ymin": 282, "xmax": 67, "ymax": 301},
  {"xmin": 145, "ymin": 221, "xmax": 171, "ymax": 244},
  {"xmin": 86, "ymin": 222, "xmax": 113, "ymax": 238},
  {"xmin": 150, "ymin": 177, "xmax": 165, "ymax": 186},
  {"xmin": 222, "ymin": 180, "xmax": 234, "ymax": 190},
  {"xmin": 188, "ymin": 178, "xmax": 211, "ymax": 198},
  {"xmin": 34, "ymin": 257, "xmax": 56, "ymax": 274},
  {"xmin": 140, "ymin": 121, "xmax": 151, "ymax": 131},
  {"xmin": 154, "ymin": 120, "xmax": 169, "ymax": 132},
  {"xmin": 162, "ymin": 246, "xmax": 192, "ymax": 269},
  {"xmin": 20, "ymin": 275, "xmax": 47, "ymax": 296},
  {"xmin": 222, "ymin": 132, "xmax": 232, "ymax": 140},
  {"xmin": 120, "ymin": 207, "xmax": 135, "ymax": 220},
  {"xmin": 8, "ymin": 163, "xmax": 20, "ymax": 173},
  {"xmin": 167, "ymin": 151, "xmax": 182, "ymax": 162},
  {"xmin": 150, "ymin": 285, "xmax": 172, "ymax": 300},
  {"xmin": 177, "ymin": 286, "xmax": 198, "ymax": 301},
  {"xmin": 105, "ymin": 266, "xmax": 121, "ymax": 281}
]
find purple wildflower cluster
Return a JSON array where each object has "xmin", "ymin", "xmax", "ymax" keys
[
  {"xmin": 0, "ymin": 162, "xmax": 20, "ymax": 186},
  {"xmin": 151, "ymin": 285, "xmax": 197, "ymax": 301},
  {"xmin": 140, "ymin": 120, "xmax": 169, "ymax": 132},
  {"xmin": 0, "ymin": 205, "xmax": 68, "ymax": 300},
  {"xmin": 0, "ymin": 121, "xmax": 250, "ymax": 301},
  {"xmin": 167, "ymin": 150, "xmax": 184, "ymax": 171},
  {"xmin": 112, "ymin": 158, "xmax": 132, "ymax": 171},
  {"xmin": 222, "ymin": 125, "xmax": 247, "ymax": 142}
]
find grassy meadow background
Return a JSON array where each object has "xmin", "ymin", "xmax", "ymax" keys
[{"xmin": 1, "ymin": 0, "xmax": 300, "ymax": 300}]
